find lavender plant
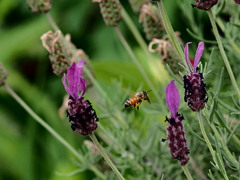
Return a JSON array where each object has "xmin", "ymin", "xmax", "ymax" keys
[{"xmin": 1, "ymin": 0, "xmax": 240, "ymax": 179}]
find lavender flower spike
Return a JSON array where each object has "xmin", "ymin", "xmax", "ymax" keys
[
  {"xmin": 62, "ymin": 60, "xmax": 86, "ymax": 100},
  {"xmin": 183, "ymin": 42, "xmax": 208, "ymax": 111},
  {"xmin": 62, "ymin": 60, "xmax": 98, "ymax": 136},
  {"xmin": 166, "ymin": 80, "xmax": 180, "ymax": 118},
  {"xmin": 165, "ymin": 81, "xmax": 190, "ymax": 166}
]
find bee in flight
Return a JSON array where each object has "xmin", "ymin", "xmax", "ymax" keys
[{"xmin": 125, "ymin": 90, "xmax": 151, "ymax": 110}]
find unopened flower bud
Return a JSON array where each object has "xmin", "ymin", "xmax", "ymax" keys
[
  {"xmin": 28, "ymin": 0, "xmax": 51, "ymax": 13},
  {"xmin": 139, "ymin": 3, "xmax": 164, "ymax": 41},
  {"xmin": 93, "ymin": 0, "xmax": 122, "ymax": 27},
  {"xmin": 128, "ymin": 0, "xmax": 147, "ymax": 13},
  {"xmin": 0, "ymin": 65, "xmax": 8, "ymax": 86},
  {"xmin": 192, "ymin": 0, "xmax": 218, "ymax": 10}
]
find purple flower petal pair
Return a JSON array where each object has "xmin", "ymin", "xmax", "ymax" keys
[
  {"xmin": 184, "ymin": 42, "xmax": 204, "ymax": 73},
  {"xmin": 62, "ymin": 60, "xmax": 86, "ymax": 100}
]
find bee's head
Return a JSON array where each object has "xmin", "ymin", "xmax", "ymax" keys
[{"xmin": 143, "ymin": 90, "xmax": 151, "ymax": 103}]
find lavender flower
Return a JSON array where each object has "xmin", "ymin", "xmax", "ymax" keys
[
  {"xmin": 165, "ymin": 81, "xmax": 190, "ymax": 166},
  {"xmin": 183, "ymin": 42, "xmax": 208, "ymax": 111},
  {"xmin": 62, "ymin": 60, "xmax": 98, "ymax": 136},
  {"xmin": 192, "ymin": 0, "xmax": 218, "ymax": 10}
]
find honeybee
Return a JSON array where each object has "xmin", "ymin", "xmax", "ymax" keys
[{"xmin": 125, "ymin": 90, "xmax": 151, "ymax": 110}]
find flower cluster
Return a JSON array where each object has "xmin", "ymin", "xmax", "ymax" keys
[
  {"xmin": 165, "ymin": 81, "xmax": 190, "ymax": 166},
  {"xmin": 192, "ymin": 0, "xmax": 218, "ymax": 10},
  {"xmin": 183, "ymin": 42, "xmax": 208, "ymax": 111},
  {"xmin": 28, "ymin": 0, "xmax": 52, "ymax": 13},
  {"xmin": 139, "ymin": 2, "xmax": 164, "ymax": 41},
  {"xmin": 93, "ymin": 0, "xmax": 122, "ymax": 27},
  {"xmin": 62, "ymin": 60, "xmax": 98, "ymax": 136}
]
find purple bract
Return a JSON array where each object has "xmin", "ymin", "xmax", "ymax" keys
[{"xmin": 62, "ymin": 60, "xmax": 86, "ymax": 100}]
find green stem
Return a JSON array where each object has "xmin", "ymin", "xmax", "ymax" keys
[
  {"xmin": 215, "ymin": 18, "xmax": 240, "ymax": 56},
  {"xmin": 210, "ymin": 124, "xmax": 239, "ymax": 167},
  {"xmin": 197, "ymin": 112, "xmax": 215, "ymax": 158},
  {"xmin": 89, "ymin": 132, "xmax": 125, "ymax": 180},
  {"xmin": 157, "ymin": 1, "xmax": 188, "ymax": 71},
  {"xmin": 182, "ymin": 165, "xmax": 193, "ymax": 180},
  {"xmin": 208, "ymin": 11, "xmax": 240, "ymax": 99},
  {"xmin": 4, "ymin": 85, "xmax": 106, "ymax": 179},
  {"xmin": 121, "ymin": 7, "xmax": 149, "ymax": 57},
  {"xmin": 114, "ymin": 26, "xmax": 164, "ymax": 111}
]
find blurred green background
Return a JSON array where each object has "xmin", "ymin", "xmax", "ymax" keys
[{"xmin": 1, "ymin": 0, "xmax": 239, "ymax": 179}]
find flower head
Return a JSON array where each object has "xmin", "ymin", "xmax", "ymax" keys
[
  {"xmin": 62, "ymin": 60, "xmax": 86, "ymax": 100},
  {"xmin": 192, "ymin": 0, "xmax": 218, "ymax": 11},
  {"xmin": 165, "ymin": 80, "xmax": 180, "ymax": 119},
  {"xmin": 62, "ymin": 60, "xmax": 98, "ymax": 136},
  {"xmin": 183, "ymin": 42, "xmax": 208, "ymax": 111},
  {"xmin": 165, "ymin": 81, "xmax": 190, "ymax": 166}
]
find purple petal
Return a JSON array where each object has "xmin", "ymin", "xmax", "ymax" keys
[
  {"xmin": 194, "ymin": 42, "xmax": 204, "ymax": 72},
  {"xmin": 62, "ymin": 74, "xmax": 71, "ymax": 96},
  {"xmin": 165, "ymin": 80, "xmax": 180, "ymax": 118},
  {"xmin": 184, "ymin": 42, "xmax": 193, "ymax": 73},
  {"xmin": 79, "ymin": 77, "xmax": 86, "ymax": 97}
]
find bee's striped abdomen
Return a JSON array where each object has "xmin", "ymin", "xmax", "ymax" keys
[{"xmin": 125, "ymin": 96, "xmax": 138, "ymax": 108}]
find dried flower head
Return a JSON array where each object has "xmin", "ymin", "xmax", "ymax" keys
[
  {"xmin": 28, "ymin": 0, "xmax": 51, "ymax": 13},
  {"xmin": 192, "ymin": 0, "xmax": 218, "ymax": 10},
  {"xmin": 149, "ymin": 33, "xmax": 183, "ymax": 74},
  {"xmin": 128, "ymin": 0, "xmax": 147, "ymax": 13},
  {"xmin": 41, "ymin": 31, "xmax": 70, "ymax": 75},
  {"xmin": 62, "ymin": 60, "xmax": 98, "ymax": 136},
  {"xmin": 139, "ymin": 3, "xmax": 164, "ymax": 40},
  {"xmin": 93, "ymin": 0, "xmax": 122, "ymax": 27},
  {"xmin": 0, "ymin": 64, "xmax": 8, "ymax": 86},
  {"xmin": 165, "ymin": 81, "xmax": 190, "ymax": 166},
  {"xmin": 183, "ymin": 42, "xmax": 208, "ymax": 111}
]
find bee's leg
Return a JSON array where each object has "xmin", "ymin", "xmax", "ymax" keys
[
  {"xmin": 136, "ymin": 103, "xmax": 140, "ymax": 110},
  {"xmin": 162, "ymin": 138, "xmax": 167, "ymax": 142}
]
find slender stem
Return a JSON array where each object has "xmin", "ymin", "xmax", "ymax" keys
[
  {"xmin": 157, "ymin": 1, "xmax": 189, "ymax": 71},
  {"xmin": 210, "ymin": 124, "xmax": 239, "ymax": 168},
  {"xmin": 4, "ymin": 85, "xmax": 106, "ymax": 179},
  {"xmin": 89, "ymin": 132, "xmax": 125, "ymax": 180},
  {"xmin": 182, "ymin": 165, "xmax": 193, "ymax": 180},
  {"xmin": 121, "ymin": 7, "xmax": 149, "ymax": 56},
  {"xmin": 215, "ymin": 18, "xmax": 240, "ymax": 56},
  {"xmin": 197, "ymin": 112, "xmax": 215, "ymax": 157},
  {"xmin": 114, "ymin": 26, "xmax": 165, "ymax": 111},
  {"xmin": 208, "ymin": 11, "xmax": 240, "ymax": 99}
]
